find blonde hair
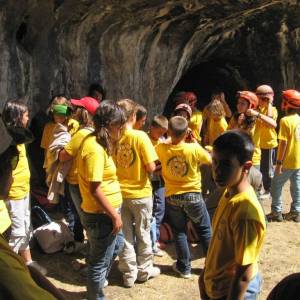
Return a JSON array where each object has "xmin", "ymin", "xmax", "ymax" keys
[
  {"xmin": 207, "ymin": 100, "xmax": 225, "ymax": 118},
  {"xmin": 117, "ymin": 99, "xmax": 137, "ymax": 121},
  {"xmin": 151, "ymin": 115, "xmax": 168, "ymax": 130},
  {"xmin": 47, "ymin": 96, "xmax": 70, "ymax": 121}
]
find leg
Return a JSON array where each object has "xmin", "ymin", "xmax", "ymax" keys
[
  {"xmin": 289, "ymin": 169, "xmax": 300, "ymax": 213},
  {"xmin": 131, "ymin": 198, "xmax": 158, "ymax": 281},
  {"xmin": 260, "ymin": 149, "xmax": 274, "ymax": 192},
  {"xmin": 81, "ymin": 213, "xmax": 117, "ymax": 300},
  {"xmin": 152, "ymin": 185, "xmax": 165, "ymax": 241},
  {"xmin": 166, "ymin": 201, "xmax": 191, "ymax": 274},
  {"xmin": 270, "ymin": 169, "xmax": 293, "ymax": 213},
  {"xmin": 183, "ymin": 194, "xmax": 212, "ymax": 255},
  {"xmin": 118, "ymin": 200, "xmax": 138, "ymax": 286}
]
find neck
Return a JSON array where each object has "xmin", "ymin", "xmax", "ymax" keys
[
  {"xmin": 227, "ymin": 173, "xmax": 250, "ymax": 198},
  {"xmin": 125, "ymin": 122, "xmax": 134, "ymax": 130},
  {"xmin": 171, "ymin": 138, "xmax": 185, "ymax": 145}
]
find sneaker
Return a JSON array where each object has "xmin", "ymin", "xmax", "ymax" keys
[
  {"xmin": 266, "ymin": 211, "xmax": 283, "ymax": 222},
  {"xmin": 27, "ymin": 261, "xmax": 47, "ymax": 276},
  {"xmin": 103, "ymin": 279, "xmax": 108, "ymax": 288},
  {"xmin": 137, "ymin": 266, "xmax": 161, "ymax": 282},
  {"xmin": 172, "ymin": 262, "xmax": 191, "ymax": 279},
  {"xmin": 284, "ymin": 211, "xmax": 300, "ymax": 223},
  {"xmin": 123, "ymin": 277, "xmax": 136, "ymax": 288}
]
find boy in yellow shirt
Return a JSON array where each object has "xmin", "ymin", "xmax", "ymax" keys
[
  {"xmin": 256, "ymin": 85, "xmax": 278, "ymax": 196},
  {"xmin": 115, "ymin": 99, "xmax": 160, "ymax": 287},
  {"xmin": 268, "ymin": 90, "xmax": 300, "ymax": 222},
  {"xmin": 199, "ymin": 130, "xmax": 266, "ymax": 300},
  {"xmin": 156, "ymin": 116, "xmax": 212, "ymax": 278}
]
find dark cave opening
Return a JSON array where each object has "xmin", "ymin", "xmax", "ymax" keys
[{"xmin": 164, "ymin": 60, "xmax": 247, "ymax": 117}]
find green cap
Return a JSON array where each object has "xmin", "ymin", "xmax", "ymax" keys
[{"xmin": 52, "ymin": 105, "xmax": 69, "ymax": 116}]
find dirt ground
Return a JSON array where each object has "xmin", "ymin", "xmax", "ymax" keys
[{"xmin": 34, "ymin": 184, "xmax": 300, "ymax": 300}]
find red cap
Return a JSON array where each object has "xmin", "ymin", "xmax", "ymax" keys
[
  {"xmin": 71, "ymin": 97, "xmax": 100, "ymax": 115},
  {"xmin": 174, "ymin": 103, "xmax": 192, "ymax": 118}
]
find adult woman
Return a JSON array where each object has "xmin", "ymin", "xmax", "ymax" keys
[{"xmin": 76, "ymin": 100, "xmax": 125, "ymax": 300}]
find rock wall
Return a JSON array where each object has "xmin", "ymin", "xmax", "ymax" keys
[{"xmin": 1, "ymin": 0, "xmax": 300, "ymax": 118}]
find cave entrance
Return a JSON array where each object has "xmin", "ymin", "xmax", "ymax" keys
[{"xmin": 164, "ymin": 60, "xmax": 247, "ymax": 116}]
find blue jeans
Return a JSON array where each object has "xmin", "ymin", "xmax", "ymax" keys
[
  {"xmin": 81, "ymin": 212, "xmax": 124, "ymax": 300},
  {"xmin": 152, "ymin": 182, "xmax": 165, "ymax": 240},
  {"xmin": 260, "ymin": 148, "xmax": 275, "ymax": 192},
  {"xmin": 271, "ymin": 168, "xmax": 300, "ymax": 213},
  {"xmin": 166, "ymin": 192, "xmax": 212, "ymax": 274}
]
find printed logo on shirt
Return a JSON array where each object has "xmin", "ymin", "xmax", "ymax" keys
[
  {"xmin": 295, "ymin": 124, "xmax": 300, "ymax": 141},
  {"xmin": 167, "ymin": 155, "xmax": 189, "ymax": 177},
  {"xmin": 116, "ymin": 143, "xmax": 136, "ymax": 168}
]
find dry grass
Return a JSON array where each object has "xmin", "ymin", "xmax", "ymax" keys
[{"xmin": 33, "ymin": 183, "xmax": 300, "ymax": 300}]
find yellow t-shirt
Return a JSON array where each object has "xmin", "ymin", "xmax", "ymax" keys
[
  {"xmin": 227, "ymin": 117, "xmax": 261, "ymax": 166},
  {"xmin": 207, "ymin": 117, "xmax": 228, "ymax": 146},
  {"xmin": 0, "ymin": 200, "xmax": 11, "ymax": 234},
  {"xmin": 114, "ymin": 129, "xmax": 158, "ymax": 199},
  {"xmin": 189, "ymin": 110, "xmax": 203, "ymax": 142},
  {"xmin": 204, "ymin": 187, "xmax": 266, "ymax": 299},
  {"xmin": 41, "ymin": 119, "xmax": 79, "ymax": 169},
  {"xmin": 257, "ymin": 106, "xmax": 278, "ymax": 149},
  {"xmin": 64, "ymin": 128, "xmax": 93, "ymax": 184},
  {"xmin": 278, "ymin": 113, "xmax": 300, "ymax": 169},
  {"xmin": 8, "ymin": 144, "xmax": 30, "ymax": 200},
  {"xmin": 0, "ymin": 235, "xmax": 56, "ymax": 299},
  {"xmin": 77, "ymin": 135, "xmax": 122, "ymax": 214},
  {"xmin": 155, "ymin": 142, "xmax": 211, "ymax": 197}
]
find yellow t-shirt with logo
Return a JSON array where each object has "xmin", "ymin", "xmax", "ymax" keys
[
  {"xmin": 0, "ymin": 200, "xmax": 11, "ymax": 234},
  {"xmin": 207, "ymin": 117, "xmax": 228, "ymax": 146},
  {"xmin": 278, "ymin": 113, "xmax": 300, "ymax": 169},
  {"xmin": 8, "ymin": 144, "xmax": 30, "ymax": 200},
  {"xmin": 77, "ymin": 135, "xmax": 122, "ymax": 214},
  {"xmin": 228, "ymin": 117, "xmax": 261, "ymax": 166},
  {"xmin": 204, "ymin": 187, "xmax": 266, "ymax": 299},
  {"xmin": 155, "ymin": 142, "xmax": 211, "ymax": 197},
  {"xmin": 257, "ymin": 106, "xmax": 278, "ymax": 149},
  {"xmin": 64, "ymin": 128, "xmax": 93, "ymax": 184},
  {"xmin": 0, "ymin": 235, "xmax": 56, "ymax": 300},
  {"xmin": 114, "ymin": 129, "xmax": 158, "ymax": 199},
  {"xmin": 189, "ymin": 110, "xmax": 203, "ymax": 142}
]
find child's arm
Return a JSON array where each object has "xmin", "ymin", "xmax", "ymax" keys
[
  {"xmin": 58, "ymin": 149, "xmax": 72, "ymax": 162},
  {"xmin": 219, "ymin": 93, "xmax": 232, "ymax": 118},
  {"xmin": 226, "ymin": 263, "xmax": 254, "ymax": 300},
  {"xmin": 246, "ymin": 109, "xmax": 276, "ymax": 128},
  {"xmin": 275, "ymin": 139, "xmax": 287, "ymax": 175}
]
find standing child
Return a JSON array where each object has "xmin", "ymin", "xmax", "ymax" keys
[
  {"xmin": 2, "ymin": 99, "xmax": 46, "ymax": 274},
  {"xmin": 115, "ymin": 99, "xmax": 160, "ymax": 288},
  {"xmin": 148, "ymin": 115, "xmax": 168, "ymax": 254},
  {"xmin": 156, "ymin": 116, "xmax": 212, "ymax": 279},
  {"xmin": 200, "ymin": 130, "xmax": 266, "ymax": 300},
  {"xmin": 268, "ymin": 90, "xmax": 300, "ymax": 222},
  {"xmin": 256, "ymin": 85, "xmax": 278, "ymax": 197}
]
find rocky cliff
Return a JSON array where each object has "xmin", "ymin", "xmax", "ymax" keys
[{"xmin": 1, "ymin": 0, "xmax": 300, "ymax": 116}]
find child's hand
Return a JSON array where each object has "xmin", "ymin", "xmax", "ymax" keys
[
  {"xmin": 245, "ymin": 109, "xmax": 258, "ymax": 117},
  {"xmin": 275, "ymin": 165, "xmax": 282, "ymax": 175},
  {"xmin": 111, "ymin": 214, "xmax": 123, "ymax": 235},
  {"xmin": 238, "ymin": 113, "xmax": 245, "ymax": 125}
]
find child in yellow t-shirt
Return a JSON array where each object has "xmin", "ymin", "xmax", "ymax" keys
[
  {"xmin": 204, "ymin": 99, "xmax": 228, "ymax": 146},
  {"xmin": 156, "ymin": 116, "xmax": 212, "ymax": 279},
  {"xmin": 256, "ymin": 85, "xmax": 278, "ymax": 195},
  {"xmin": 148, "ymin": 115, "xmax": 168, "ymax": 255},
  {"xmin": 200, "ymin": 130, "xmax": 266, "ymax": 300},
  {"xmin": 2, "ymin": 99, "xmax": 46, "ymax": 275},
  {"xmin": 268, "ymin": 90, "xmax": 300, "ymax": 222},
  {"xmin": 115, "ymin": 99, "xmax": 160, "ymax": 288},
  {"xmin": 76, "ymin": 101, "xmax": 125, "ymax": 299}
]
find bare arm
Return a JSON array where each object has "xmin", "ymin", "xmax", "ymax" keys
[
  {"xmin": 90, "ymin": 182, "xmax": 122, "ymax": 234},
  {"xmin": 226, "ymin": 264, "xmax": 254, "ymax": 300},
  {"xmin": 275, "ymin": 140, "xmax": 287, "ymax": 175},
  {"xmin": 246, "ymin": 109, "xmax": 277, "ymax": 128},
  {"xmin": 145, "ymin": 161, "xmax": 156, "ymax": 173},
  {"xmin": 219, "ymin": 93, "xmax": 232, "ymax": 118},
  {"xmin": 58, "ymin": 149, "xmax": 73, "ymax": 162}
]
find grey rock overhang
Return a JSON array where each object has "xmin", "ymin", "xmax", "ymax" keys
[{"xmin": 0, "ymin": 0, "xmax": 300, "ymax": 118}]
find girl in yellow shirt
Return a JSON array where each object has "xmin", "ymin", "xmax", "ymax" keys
[
  {"xmin": 76, "ymin": 100, "xmax": 125, "ymax": 299},
  {"xmin": 2, "ymin": 99, "xmax": 46, "ymax": 275}
]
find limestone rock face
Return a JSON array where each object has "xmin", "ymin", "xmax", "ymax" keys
[{"xmin": 1, "ymin": 0, "xmax": 300, "ymax": 116}]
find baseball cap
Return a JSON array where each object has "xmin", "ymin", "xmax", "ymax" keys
[
  {"xmin": 71, "ymin": 96, "xmax": 100, "ymax": 115},
  {"xmin": 174, "ymin": 103, "xmax": 192, "ymax": 118}
]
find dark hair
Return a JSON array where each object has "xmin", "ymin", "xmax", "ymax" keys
[
  {"xmin": 88, "ymin": 83, "xmax": 105, "ymax": 99},
  {"xmin": 135, "ymin": 104, "xmax": 147, "ymax": 122},
  {"xmin": 213, "ymin": 130, "xmax": 254, "ymax": 165},
  {"xmin": 169, "ymin": 116, "xmax": 188, "ymax": 138},
  {"xmin": 2, "ymin": 100, "xmax": 28, "ymax": 128},
  {"xmin": 232, "ymin": 112, "xmax": 256, "ymax": 130},
  {"xmin": 75, "ymin": 107, "xmax": 94, "ymax": 128},
  {"xmin": 93, "ymin": 100, "xmax": 126, "ymax": 155},
  {"xmin": 151, "ymin": 115, "xmax": 168, "ymax": 130}
]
